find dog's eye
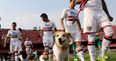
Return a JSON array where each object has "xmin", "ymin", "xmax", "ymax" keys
[
  {"xmin": 62, "ymin": 34, "xmax": 65, "ymax": 37},
  {"xmin": 56, "ymin": 35, "xmax": 59, "ymax": 37}
]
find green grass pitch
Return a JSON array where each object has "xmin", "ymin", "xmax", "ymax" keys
[{"xmin": 69, "ymin": 52, "xmax": 116, "ymax": 61}]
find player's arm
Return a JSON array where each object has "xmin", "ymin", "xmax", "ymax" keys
[
  {"xmin": 60, "ymin": 9, "xmax": 67, "ymax": 32},
  {"xmin": 76, "ymin": 19, "xmax": 82, "ymax": 34},
  {"xmin": 41, "ymin": 24, "xmax": 44, "ymax": 36},
  {"xmin": 4, "ymin": 34, "xmax": 10, "ymax": 47},
  {"xmin": 52, "ymin": 22, "xmax": 57, "ymax": 32},
  {"xmin": 101, "ymin": 0, "xmax": 113, "ymax": 21},
  {"xmin": 60, "ymin": 18, "xmax": 65, "ymax": 32},
  {"xmin": 18, "ymin": 31, "xmax": 23, "ymax": 42}
]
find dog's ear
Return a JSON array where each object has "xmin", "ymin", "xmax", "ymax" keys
[
  {"xmin": 54, "ymin": 32, "xmax": 59, "ymax": 37},
  {"xmin": 65, "ymin": 32, "xmax": 71, "ymax": 37}
]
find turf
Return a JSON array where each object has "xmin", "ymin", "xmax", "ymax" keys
[
  {"xmin": 69, "ymin": 51, "xmax": 116, "ymax": 61},
  {"xmin": 36, "ymin": 51, "xmax": 116, "ymax": 61}
]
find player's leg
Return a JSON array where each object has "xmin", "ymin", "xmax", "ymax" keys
[
  {"xmin": 14, "ymin": 45, "xmax": 19, "ymax": 61},
  {"xmin": 10, "ymin": 42, "xmax": 16, "ymax": 61},
  {"xmin": 83, "ymin": 9, "xmax": 99, "ymax": 61},
  {"xmin": 72, "ymin": 42, "xmax": 77, "ymax": 60},
  {"xmin": 87, "ymin": 33, "xmax": 96, "ymax": 61},
  {"xmin": 73, "ymin": 32, "xmax": 85, "ymax": 61},
  {"xmin": 48, "ymin": 38, "xmax": 54, "ymax": 61},
  {"xmin": 17, "ymin": 40, "xmax": 23, "ymax": 61},
  {"xmin": 43, "ymin": 37, "xmax": 49, "ymax": 51},
  {"xmin": 101, "ymin": 26, "xmax": 113, "ymax": 57},
  {"xmin": 99, "ymin": 13, "xmax": 114, "ymax": 61}
]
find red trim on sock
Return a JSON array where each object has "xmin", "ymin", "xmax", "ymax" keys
[
  {"xmin": 88, "ymin": 42, "xmax": 95, "ymax": 45},
  {"xmin": 84, "ymin": 32, "xmax": 96, "ymax": 34},
  {"xmin": 102, "ymin": 25, "xmax": 112, "ymax": 29},
  {"xmin": 105, "ymin": 36, "xmax": 111, "ymax": 39},
  {"xmin": 45, "ymin": 46, "xmax": 49, "ymax": 47}
]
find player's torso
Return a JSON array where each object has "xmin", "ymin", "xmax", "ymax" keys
[
  {"xmin": 85, "ymin": 0, "xmax": 102, "ymax": 11},
  {"xmin": 42, "ymin": 21, "xmax": 54, "ymax": 36},
  {"xmin": 9, "ymin": 30, "xmax": 19, "ymax": 37},
  {"xmin": 65, "ymin": 8, "xmax": 79, "ymax": 32},
  {"xmin": 9, "ymin": 30, "xmax": 20, "ymax": 41}
]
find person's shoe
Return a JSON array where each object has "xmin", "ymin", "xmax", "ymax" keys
[
  {"xmin": 104, "ymin": 56, "xmax": 110, "ymax": 60},
  {"xmin": 74, "ymin": 58, "xmax": 78, "ymax": 61},
  {"xmin": 96, "ymin": 56, "xmax": 101, "ymax": 61},
  {"xmin": 97, "ymin": 56, "xmax": 110, "ymax": 61}
]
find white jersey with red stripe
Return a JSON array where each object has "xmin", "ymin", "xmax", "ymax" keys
[
  {"xmin": 42, "ymin": 21, "xmax": 56, "ymax": 36},
  {"xmin": 85, "ymin": 0, "xmax": 102, "ymax": 10},
  {"xmin": 6, "ymin": 29, "xmax": 22, "ymax": 53},
  {"xmin": 61, "ymin": 8, "xmax": 79, "ymax": 33}
]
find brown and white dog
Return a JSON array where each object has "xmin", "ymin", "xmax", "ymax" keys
[
  {"xmin": 53, "ymin": 32, "xmax": 71, "ymax": 61},
  {"xmin": 39, "ymin": 51, "xmax": 49, "ymax": 61}
]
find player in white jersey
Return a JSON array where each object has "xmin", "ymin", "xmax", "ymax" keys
[
  {"xmin": 61, "ymin": 0, "xmax": 84, "ymax": 61},
  {"xmin": 40, "ymin": 13, "xmax": 57, "ymax": 61},
  {"xmin": 24, "ymin": 37, "xmax": 33, "ymax": 59},
  {"xmin": 4, "ymin": 22, "xmax": 23, "ymax": 61},
  {"xmin": 76, "ymin": 0, "xmax": 113, "ymax": 61}
]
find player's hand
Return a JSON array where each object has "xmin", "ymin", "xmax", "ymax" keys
[
  {"xmin": 3, "ymin": 43, "xmax": 6, "ymax": 48},
  {"xmin": 108, "ymin": 16, "xmax": 113, "ymax": 22},
  {"xmin": 62, "ymin": 29, "xmax": 65, "ymax": 32}
]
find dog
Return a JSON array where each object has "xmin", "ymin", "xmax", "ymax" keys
[
  {"xmin": 39, "ymin": 50, "xmax": 49, "ymax": 61},
  {"xmin": 28, "ymin": 51, "xmax": 38, "ymax": 61},
  {"xmin": 53, "ymin": 32, "xmax": 71, "ymax": 61}
]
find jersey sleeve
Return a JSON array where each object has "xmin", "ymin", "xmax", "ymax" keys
[
  {"xmin": 17, "ymin": 30, "xmax": 22, "ymax": 38},
  {"xmin": 24, "ymin": 41, "xmax": 27, "ymax": 46},
  {"xmin": 61, "ymin": 9, "xmax": 67, "ymax": 18}
]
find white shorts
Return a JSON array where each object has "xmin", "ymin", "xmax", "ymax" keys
[
  {"xmin": 43, "ymin": 35, "xmax": 54, "ymax": 48},
  {"xmin": 66, "ymin": 30, "xmax": 81, "ymax": 42},
  {"xmin": 10, "ymin": 39, "xmax": 22, "ymax": 53},
  {"xmin": 83, "ymin": 8, "xmax": 112, "ymax": 33}
]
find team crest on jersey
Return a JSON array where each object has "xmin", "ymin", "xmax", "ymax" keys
[
  {"xmin": 70, "ymin": 11, "xmax": 76, "ymax": 15},
  {"xmin": 12, "ymin": 32, "xmax": 18, "ymax": 37},
  {"xmin": 45, "ymin": 24, "xmax": 50, "ymax": 26},
  {"xmin": 87, "ymin": 27, "xmax": 92, "ymax": 31}
]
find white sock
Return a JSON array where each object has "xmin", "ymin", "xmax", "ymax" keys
[
  {"xmin": 77, "ymin": 51, "xmax": 85, "ymax": 61},
  {"xmin": 100, "ymin": 38, "xmax": 111, "ymax": 57},
  {"xmin": 88, "ymin": 45, "xmax": 96, "ymax": 61},
  {"xmin": 15, "ymin": 55, "xmax": 19, "ymax": 61},
  {"xmin": 49, "ymin": 49, "xmax": 53, "ymax": 61}
]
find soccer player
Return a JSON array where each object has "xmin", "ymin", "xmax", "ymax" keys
[
  {"xmin": 40, "ymin": 13, "xmax": 57, "ymax": 61},
  {"xmin": 60, "ymin": 0, "xmax": 84, "ymax": 61},
  {"xmin": 76, "ymin": 0, "xmax": 113, "ymax": 61},
  {"xmin": 4, "ymin": 22, "xmax": 23, "ymax": 61}
]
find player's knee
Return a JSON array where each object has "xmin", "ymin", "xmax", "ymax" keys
[
  {"xmin": 104, "ymin": 26, "xmax": 114, "ymax": 37},
  {"xmin": 49, "ymin": 47, "xmax": 53, "ymax": 54},
  {"xmin": 104, "ymin": 29, "xmax": 113, "ymax": 41},
  {"xmin": 77, "ymin": 47, "xmax": 83, "ymax": 52},
  {"xmin": 76, "ymin": 41, "xmax": 82, "ymax": 46},
  {"xmin": 44, "ymin": 46, "xmax": 49, "ymax": 51},
  {"xmin": 104, "ymin": 36, "xmax": 113, "ymax": 41},
  {"xmin": 88, "ymin": 34, "xmax": 96, "ymax": 42},
  {"xmin": 88, "ymin": 41, "xmax": 95, "ymax": 45}
]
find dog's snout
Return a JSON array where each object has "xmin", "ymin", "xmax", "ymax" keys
[{"xmin": 58, "ymin": 38, "xmax": 62, "ymax": 42}]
